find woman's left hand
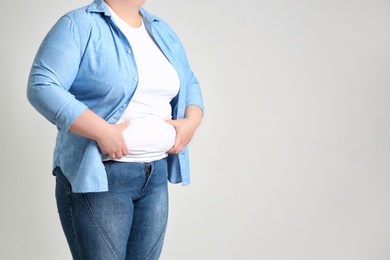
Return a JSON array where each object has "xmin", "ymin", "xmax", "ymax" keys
[{"xmin": 165, "ymin": 105, "xmax": 202, "ymax": 154}]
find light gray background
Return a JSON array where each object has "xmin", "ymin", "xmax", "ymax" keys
[{"xmin": 1, "ymin": 0, "xmax": 390, "ymax": 259}]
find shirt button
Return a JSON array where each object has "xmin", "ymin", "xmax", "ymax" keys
[
  {"xmin": 127, "ymin": 49, "xmax": 131, "ymax": 54},
  {"xmin": 134, "ymin": 77, "xmax": 138, "ymax": 81},
  {"xmin": 123, "ymin": 104, "xmax": 127, "ymax": 108}
]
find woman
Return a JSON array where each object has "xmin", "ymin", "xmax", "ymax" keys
[{"xmin": 27, "ymin": 0, "xmax": 204, "ymax": 259}]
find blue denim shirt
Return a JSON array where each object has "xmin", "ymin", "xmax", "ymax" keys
[{"xmin": 27, "ymin": 0, "xmax": 204, "ymax": 193}]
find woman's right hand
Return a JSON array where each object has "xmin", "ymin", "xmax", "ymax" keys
[
  {"xmin": 96, "ymin": 122, "xmax": 129, "ymax": 159},
  {"xmin": 69, "ymin": 109, "xmax": 128, "ymax": 159}
]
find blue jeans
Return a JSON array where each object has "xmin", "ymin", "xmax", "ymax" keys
[{"xmin": 54, "ymin": 158, "xmax": 169, "ymax": 260}]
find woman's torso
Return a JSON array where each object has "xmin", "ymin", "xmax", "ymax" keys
[{"xmin": 105, "ymin": 5, "xmax": 180, "ymax": 162}]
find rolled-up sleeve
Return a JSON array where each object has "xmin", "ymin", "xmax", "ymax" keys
[
  {"xmin": 27, "ymin": 15, "xmax": 87, "ymax": 131},
  {"xmin": 176, "ymin": 42, "xmax": 204, "ymax": 114},
  {"xmin": 184, "ymin": 71, "xmax": 204, "ymax": 114}
]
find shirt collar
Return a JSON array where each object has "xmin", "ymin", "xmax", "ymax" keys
[
  {"xmin": 87, "ymin": 0, "xmax": 108, "ymax": 15},
  {"xmin": 87, "ymin": 0, "xmax": 159, "ymax": 23}
]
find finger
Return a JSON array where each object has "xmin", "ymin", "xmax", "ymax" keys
[
  {"xmin": 167, "ymin": 148, "xmax": 176, "ymax": 154},
  {"xmin": 165, "ymin": 119, "xmax": 178, "ymax": 127},
  {"xmin": 169, "ymin": 148, "xmax": 181, "ymax": 154},
  {"xmin": 167, "ymin": 143, "xmax": 176, "ymax": 154},
  {"xmin": 168, "ymin": 140, "xmax": 179, "ymax": 154},
  {"xmin": 122, "ymin": 145, "xmax": 128, "ymax": 156},
  {"xmin": 168, "ymin": 144, "xmax": 182, "ymax": 154},
  {"xmin": 115, "ymin": 151, "xmax": 123, "ymax": 159},
  {"xmin": 117, "ymin": 122, "xmax": 129, "ymax": 131}
]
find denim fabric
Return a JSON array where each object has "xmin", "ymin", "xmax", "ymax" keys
[
  {"xmin": 27, "ymin": 0, "xmax": 204, "ymax": 192},
  {"xmin": 55, "ymin": 158, "xmax": 169, "ymax": 260}
]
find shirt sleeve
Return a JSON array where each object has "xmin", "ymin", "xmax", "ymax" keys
[
  {"xmin": 27, "ymin": 15, "xmax": 88, "ymax": 131},
  {"xmin": 178, "ymin": 41, "xmax": 204, "ymax": 115},
  {"xmin": 184, "ymin": 70, "xmax": 204, "ymax": 115},
  {"xmin": 162, "ymin": 21, "xmax": 204, "ymax": 115}
]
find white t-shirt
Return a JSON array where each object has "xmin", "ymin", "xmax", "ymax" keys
[{"xmin": 107, "ymin": 6, "xmax": 180, "ymax": 162}]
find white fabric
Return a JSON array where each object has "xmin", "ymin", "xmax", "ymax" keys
[{"xmin": 107, "ymin": 6, "xmax": 180, "ymax": 162}]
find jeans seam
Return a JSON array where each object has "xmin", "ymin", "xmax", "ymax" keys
[
  {"xmin": 143, "ymin": 212, "xmax": 168, "ymax": 260},
  {"xmin": 63, "ymin": 181, "xmax": 83, "ymax": 260},
  {"xmin": 144, "ymin": 161, "xmax": 168, "ymax": 260},
  {"xmin": 82, "ymin": 194, "xmax": 120, "ymax": 260}
]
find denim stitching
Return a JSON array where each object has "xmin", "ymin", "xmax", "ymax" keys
[
  {"xmin": 143, "ymin": 160, "xmax": 168, "ymax": 260},
  {"xmin": 143, "ymin": 211, "xmax": 168, "ymax": 260},
  {"xmin": 82, "ymin": 194, "xmax": 120, "ymax": 260},
  {"xmin": 68, "ymin": 194, "xmax": 83, "ymax": 260},
  {"xmin": 134, "ymin": 163, "xmax": 153, "ymax": 201},
  {"xmin": 57, "ymin": 174, "xmax": 83, "ymax": 260}
]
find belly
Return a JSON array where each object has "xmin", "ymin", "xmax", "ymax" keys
[{"xmin": 121, "ymin": 116, "xmax": 176, "ymax": 160}]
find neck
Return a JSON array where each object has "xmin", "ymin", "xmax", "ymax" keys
[{"xmin": 105, "ymin": 0, "xmax": 143, "ymax": 27}]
